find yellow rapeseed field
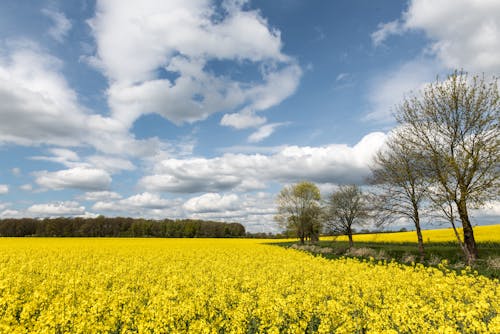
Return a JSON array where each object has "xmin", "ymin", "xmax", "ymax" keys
[
  {"xmin": 330, "ymin": 224, "xmax": 500, "ymax": 243},
  {"xmin": 0, "ymin": 238, "xmax": 498, "ymax": 333}
]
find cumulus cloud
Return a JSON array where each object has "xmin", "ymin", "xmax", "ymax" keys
[
  {"xmin": 34, "ymin": 167, "xmax": 111, "ymax": 191},
  {"xmin": 182, "ymin": 192, "xmax": 277, "ymax": 232},
  {"xmin": 28, "ymin": 201, "xmax": 85, "ymax": 216},
  {"xmin": 31, "ymin": 148, "xmax": 82, "ymax": 167},
  {"xmin": 372, "ymin": 0, "xmax": 500, "ymax": 73},
  {"xmin": 42, "ymin": 8, "xmax": 72, "ymax": 42},
  {"xmin": 86, "ymin": 155, "xmax": 136, "ymax": 173},
  {"xmin": 32, "ymin": 148, "xmax": 136, "ymax": 175},
  {"xmin": 120, "ymin": 192, "xmax": 171, "ymax": 209},
  {"xmin": 78, "ymin": 191, "xmax": 122, "ymax": 202},
  {"xmin": 0, "ymin": 185, "xmax": 8, "ymax": 194},
  {"xmin": 183, "ymin": 193, "xmax": 239, "ymax": 213},
  {"xmin": 140, "ymin": 132, "xmax": 387, "ymax": 193},
  {"xmin": 88, "ymin": 0, "xmax": 301, "ymax": 130},
  {"xmin": 92, "ymin": 192, "xmax": 175, "ymax": 213},
  {"xmin": 220, "ymin": 110, "xmax": 266, "ymax": 129},
  {"xmin": 0, "ymin": 44, "xmax": 89, "ymax": 146},
  {"xmin": 0, "ymin": 42, "xmax": 172, "ymax": 158}
]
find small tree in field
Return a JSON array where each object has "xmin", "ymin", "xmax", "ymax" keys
[
  {"xmin": 394, "ymin": 71, "xmax": 499, "ymax": 264},
  {"xmin": 324, "ymin": 185, "xmax": 369, "ymax": 248},
  {"xmin": 370, "ymin": 131, "xmax": 429, "ymax": 261},
  {"xmin": 275, "ymin": 181, "xmax": 322, "ymax": 244}
]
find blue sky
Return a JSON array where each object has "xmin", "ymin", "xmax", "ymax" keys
[{"xmin": 0, "ymin": 0, "xmax": 498, "ymax": 232}]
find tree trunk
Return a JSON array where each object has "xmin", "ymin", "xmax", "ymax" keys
[
  {"xmin": 414, "ymin": 223, "xmax": 425, "ymax": 263},
  {"xmin": 347, "ymin": 226, "xmax": 353, "ymax": 249},
  {"xmin": 456, "ymin": 198, "xmax": 478, "ymax": 264},
  {"xmin": 311, "ymin": 233, "xmax": 319, "ymax": 243},
  {"xmin": 413, "ymin": 205, "xmax": 425, "ymax": 262},
  {"xmin": 450, "ymin": 213, "xmax": 470, "ymax": 262}
]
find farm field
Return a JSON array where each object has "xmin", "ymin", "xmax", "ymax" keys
[
  {"xmin": 327, "ymin": 224, "xmax": 500, "ymax": 243},
  {"xmin": 278, "ymin": 225, "xmax": 500, "ymax": 279},
  {"xmin": 0, "ymin": 238, "xmax": 498, "ymax": 333}
]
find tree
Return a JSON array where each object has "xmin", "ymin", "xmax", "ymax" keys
[
  {"xmin": 370, "ymin": 131, "xmax": 429, "ymax": 261},
  {"xmin": 429, "ymin": 190, "xmax": 470, "ymax": 259},
  {"xmin": 395, "ymin": 71, "xmax": 499, "ymax": 264},
  {"xmin": 324, "ymin": 185, "xmax": 369, "ymax": 248},
  {"xmin": 275, "ymin": 181, "xmax": 322, "ymax": 244}
]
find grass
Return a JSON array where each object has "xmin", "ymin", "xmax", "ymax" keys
[{"xmin": 274, "ymin": 240, "xmax": 500, "ymax": 279}]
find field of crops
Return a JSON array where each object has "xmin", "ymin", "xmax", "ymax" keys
[
  {"xmin": 330, "ymin": 224, "xmax": 500, "ymax": 243},
  {"xmin": 0, "ymin": 238, "xmax": 498, "ymax": 333}
]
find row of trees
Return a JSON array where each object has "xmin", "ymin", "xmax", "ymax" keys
[
  {"xmin": 275, "ymin": 181, "xmax": 368, "ymax": 247},
  {"xmin": 0, "ymin": 217, "xmax": 246, "ymax": 238},
  {"xmin": 276, "ymin": 72, "xmax": 499, "ymax": 265}
]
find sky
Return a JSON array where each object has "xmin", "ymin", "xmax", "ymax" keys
[{"xmin": 0, "ymin": 0, "xmax": 498, "ymax": 232}]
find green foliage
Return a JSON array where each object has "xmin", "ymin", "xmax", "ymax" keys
[
  {"xmin": 393, "ymin": 71, "xmax": 500, "ymax": 263},
  {"xmin": 275, "ymin": 181, "xmax": 322, "ymax": 243},
  {"xmin": 0, "ymin": 217, "xmax": 246, "ymax": 238}
]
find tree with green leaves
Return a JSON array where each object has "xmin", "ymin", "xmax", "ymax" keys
[
  {"xmin": 324, "ymin": 185, "xmax": 369, "ymax": 248},
  {"xmin": 275, "ymin": 181, "xmax": 322, "ymax": 244},
  {"xmin": 394, "ymin": 71, "xmax": 499, "ymax": 264}
]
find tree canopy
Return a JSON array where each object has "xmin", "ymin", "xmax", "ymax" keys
[
  {"xmin": 394, "ymin": 71, "xmax": 499, "ymax": 263},
  {"xmin": 275, "ymin": 181, "xmax": 322, "ymax": 244},
  {"xmin": 324, "ymin": 185, "xmax": 369, "ymax": 248}
]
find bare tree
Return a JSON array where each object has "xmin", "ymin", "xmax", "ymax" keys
[
  {"xmin": 324, "ymin": 185, "xmax": 369, "ymax": 248},
  {"xmin": 370, "ymin": 131, "xmax": 429, "ymax": 261},
  {"xmin": 275, "ymin": 181, "xmax": 322, "ymax": 244},
  {"xmin": 395, "ymin": 71, "xmax": 499, "ymax": 264}
]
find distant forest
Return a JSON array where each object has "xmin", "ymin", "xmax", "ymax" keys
[{"xmin": 0, "ymin": 217, "xmax": 246, "ymax": 238}]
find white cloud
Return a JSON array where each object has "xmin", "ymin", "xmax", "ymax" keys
[
  {"xmin": 79, "ymin": 191, "xmax": 122, "ymax": 202},
  {"xmin": 182, "ymin": 192, "xmax": 278, "ymax": 232},
  {"xmin": 0, "ymin": 44, "xmax": 89, "ymax": 146},
  {"xmin": 220, "ymin": 110, "xmax": 266, "ymax": 129},
  {"xmin": 121, "ymin": 192, "xmax": 170, "ymax": 209},
  {"xmin": 88, "ymin": 0, "xmax": 301, "ymax": 130},
  {"xmin": 140, "ymin": 132, "xmax": 387, "ymax": 193},
  {"xmin": 0, "ymin": 185, "xmax": 8, "ymax": 194},
  {"xmin": 183, "ymin": 193, "xmax": 239, "ymax": 213},
  {"xmin": 373, "ymin": 0, "xmax": 500, "ymax": 73},
  {"xmin": 371, "ymin": 20, "xmax": 405, "ymax": 46},
  {"xmin": 11, "ymin": 168, "xmax": 21, "ymax": 176},
  {"xmin": 28, "ymin": 201, "xmax": 85, "ymax": 216},
  {"xmin": 0, "ymin": 42, "xmax": 173, "ymax": 159},
  {"xmin": 31, "ymin": 148, "xmax": 82, "ymax": 168},
  {"xmin": 86, "ymin": 155, "xmax": 136, "ymax": 173},
  {"xmin": 34, "ymin": 167, "xmax": 111, "ymax": 191},
  {"xmin": 42, "ymin": 8, "xmax": 72, "ymax": 42},
  {"xmin": 31, "ymin": 148, "xmax": 136, "ymax": 175},
  {"xmin": 19, "ymin": 184, "xmax": 33, "ymax": 192},
  {"xmin": 0, "ymin": 209, "xmax": 22, "ymax": 218},
  {"xmin": 92, "ymin": 192, "xmax": 174, "ymax": 213},
  {"xmin": 248, "ymin": 123, "xmax": 284, "ymax": 143},
  {"xmin": 472, "ymin": 201, "xmax": 500, "ymax": 218}
]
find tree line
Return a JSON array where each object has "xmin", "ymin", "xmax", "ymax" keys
[
  {"xmin": 276, "ymin": 71, "xmax": 499, "ymax": 265},
  {"xmin": 0, "ymin": 216, "xmax": 245, "ymax": 238}
]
